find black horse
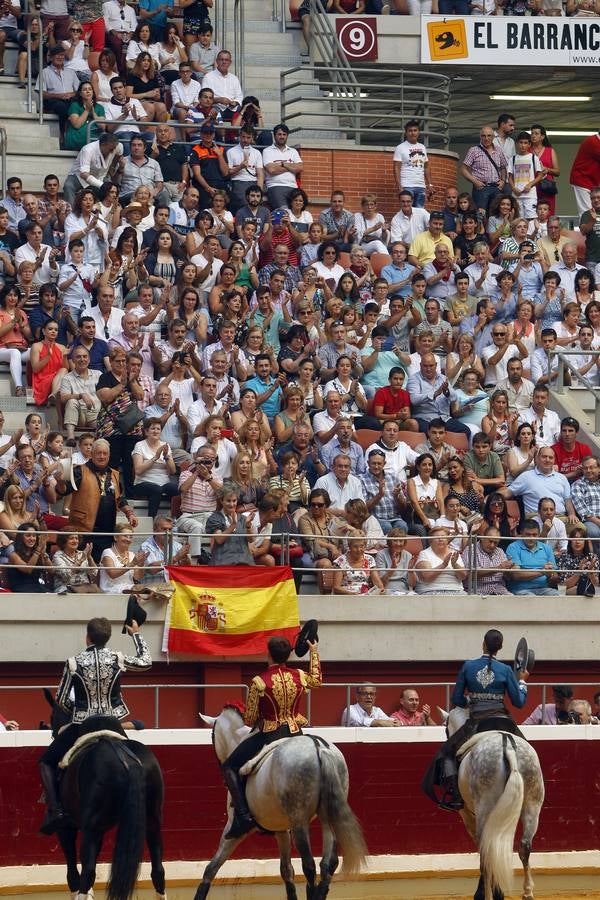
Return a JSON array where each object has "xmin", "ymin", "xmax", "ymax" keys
[{"xmin": 43, "ymin": 691, "xmax": 166, "ymax": 900}]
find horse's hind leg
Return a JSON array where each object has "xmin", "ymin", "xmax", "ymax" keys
[
  {"xmin": 276, "ymin": 830, "xmax": 297, "ymax": 900},
  {"xmin": 57, "ymin": 825, "xmax": 80, "ymax": 895},
  {"xmin": 315, "ymin": 825, "xmax": 338, "ymax": 900},
  {"xmin": 519, "ymin": 805, "xmax": 541, "ymax": 900},
  {"xmin": 292, "ymin": 825, "xmax": 317, "ymax": 900},
  {"xmin": 77, "ymin": 828, "xmax": 103, "ymax": 898}
]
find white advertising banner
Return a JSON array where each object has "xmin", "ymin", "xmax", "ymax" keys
[{"xmin": 420, "ymin": 14, "xmax": 600, "ymax": 65}]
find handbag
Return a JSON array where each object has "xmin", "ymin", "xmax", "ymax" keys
[
  {"xmin": 539, "ymin": 177, "xmax": 558, "ymax": 196},
  {"xmin": 479, "ymin": 146, "xmax": 511, "ymax": 195},
  {"xmin": 112, "ymin": 402, "xmax": 144, "ymax": 435},
  {"xmin": 577, "ymin": 573, "xmax": 595, "ymax": 597}
]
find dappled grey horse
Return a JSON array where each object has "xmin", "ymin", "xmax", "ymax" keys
[
  {"xmin": 195, "ymin": 706, "xmax": 367, "ymax": 900},
  {"xmin": 443, "ymin": 707, "xmax": 544, "ymax": 900}
]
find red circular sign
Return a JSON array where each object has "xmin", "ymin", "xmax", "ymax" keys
[{"xmin": 336, "ymin": 18, "xmax": 378, "ymax": 61}]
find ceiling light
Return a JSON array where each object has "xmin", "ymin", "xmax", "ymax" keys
[
  {"xmin": 489, "ymin": 94, "xmax": 591, "ymax": 102},
  {"xmin": 547, "ymin": 130, "xmax": 596, "ymax": 137}
]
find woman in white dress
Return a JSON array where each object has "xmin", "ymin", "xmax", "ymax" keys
[
  {"xmin": 131, "ymin": 417, "xmax": 179, "ymax": 517},
  {"xmin": 91, "ymin": 48, "xmax": 120, "ymax": 103},
  {"xmin": 354, "ymin": 193, "xmax": 389, "ymax": 257},
  {"xmin": 407, "ymin": 453, "xmax": 444, "ymax": 537},
  {"xmin": 64, "ymin": 188, "xmax": 107, "ymax": 271},
  {"xmin": 414, "ymin": 527, "xmax": 467, "ymax": 595},
  {"xmin": 99, "ymin": 524, "xmax": 147, "ymax": 593}
]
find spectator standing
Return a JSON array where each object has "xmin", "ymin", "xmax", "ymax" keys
[
  {"xmin": 461, "ymin": 125, "xmax": 508, "ymax": 215},
  {"xmin": 570, "ymin": 131, "xmax": 600, "ymax": 217},
  {"xmin": 531, "ymin": 124, "xmax": 560, "ymax": 217},
  {"xmin": 392, "ymin": 120, "xmax": 434, "ymax": 209},
  {"xmin": 523, "ymin": 685, "xmax": 573, "ymax": 725},
  {"xmin": 262, "ymin": 124, "xmax": 303, "ymax": 211},
  {"xmin": 579, "ymin": 187, "xmax": 600, "ymax": 273}
]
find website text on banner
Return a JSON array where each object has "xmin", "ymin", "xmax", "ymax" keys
[
  {"xmin": 421, "ymin": 15, "xmax": 600, "ymax": 66},
  {"xmin": 163, "ymin": 565, "xmax": 300, "ymax": 656}
]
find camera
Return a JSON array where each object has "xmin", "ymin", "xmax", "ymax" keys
[{"xmin": 557, "ymin": 709, "xmax": 581, "ymax": 724}]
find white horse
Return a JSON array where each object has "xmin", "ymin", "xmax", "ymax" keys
[
  {"xmin": 442, "ymin": 707, "xmax": 545, "ymax": 900},
  {"xmin": 194, "ymin": 706, "xmax": 367, "ymax": 900}
]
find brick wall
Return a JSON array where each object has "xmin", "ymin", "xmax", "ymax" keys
[{"xmin": 299, "ymin": 146, "xmax": 459, "ymax": 219}]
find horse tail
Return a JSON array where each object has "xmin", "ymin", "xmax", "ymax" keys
[
  {"xmin": 479, "ymin": 735, "xmax": 524, "ymax": 897},
  {"xmin": 318, "ymin": 747, "xmax": 368, "ymax": 875},
  {"xmin": 106, "ymin": 743, "xmax": 146, "ymax": 900}
]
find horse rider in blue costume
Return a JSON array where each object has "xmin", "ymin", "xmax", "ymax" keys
[
  {"xmin": 423, "ymin": 628, "xmax": 529, "ymax": 811},
  {"xmin": 38, "ymin": 615, "xmax": 152, "ymax": 835}
]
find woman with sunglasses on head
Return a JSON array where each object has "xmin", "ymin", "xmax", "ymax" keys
[
  {"xmin": 477, "ymin": 492, "xmax": 517, "ymax": 541},
  {"xmin": 298, "ymin": 488, "xmax": 340, "ymax": 593},
  {"xmin": 61, "ymin": 21, "xmax": 92, "ymax": 80},
  {"xmin": 226, "ymin": 451, "xmax": 264, "ymax": 517}
]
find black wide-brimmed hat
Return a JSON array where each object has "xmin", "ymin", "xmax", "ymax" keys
[
  {"xmin": 295, "ymin": 619, "xmax": 318, "ymax": 657},
  {"xmin": 514, "ymin": 636, "xmax": 535, "ymax": 674},
  {"xmin": 122, "ymin": 594, "xmax": 147, "ymax": 634}
]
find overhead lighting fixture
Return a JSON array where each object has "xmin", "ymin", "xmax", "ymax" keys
[
  {"xmin": 489, "ymin": 94, "xmax": 591, "ymax": 102},
  {"xmin": 547, "ymin": 130, "xmax": 595, "ymax": 137}
]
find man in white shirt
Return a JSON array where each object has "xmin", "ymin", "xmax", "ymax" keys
[
  {"xmin": 186, "ymin": 375, "xmax": 226, "ymax": 440},
  {"xmin": 392, "ymin": 120, "xmax": 434, "ymax": 209},
  {"xmin": 549, "ymin": 242, "xmax": 584, "ymax": 300},
  {"xmin": 365, "ymin": 420, "xmax": 418, "ymax": 482},
  {"xmin": 389, "ymin": 190, "xmax": 430, "ymax": 245},
  {"xmin": 171, "ymin": 60, "xmax": 201, "ymax": 126},
  {"xmin": 63, "ymin": 133, "xmax": 123, "ymax": 207},
  {"xmin": 481, "ymin": 323, "xmax": 527, "ymax": 387},
  {"xmin": 190, "ymin": 234, "xmax": 223, "ymax": 292},
  {"xmin": 496, "ymin": 357, "xmax": 535, "ymax": 413},
  {"xmin": 15, "ymin": 223, "xmax": 59, "ymax": 285},
  {"xmin": 314, "ymin": 453, "xmax": 365, "ymax": 517},
  {"xmin": 518, "ymin": 384, "xmax": 561, "ymax": 448},
  {"xmin": 465, "ymin": 242, "xmax": 503, "ymax": 297},
  {"xmin": 227, "ymin": 125, "xmax": 264, "ymax": 213},
  {"xmin": 201, "ymin": 49, "xmax": 242, "ymax": 118},
  {"xmin": 494, "ymin": 113, "xmax": 516, "ymax": 162},
  {"xmin": 341, "ymin": 684, "xmax": 399, "ymax": 727},
  {"xmin": 262, "ymin": 123, "xmax": 303, "ymax": 210},
  {"xmin": 103, "ymin": 76, "xmax": 153, "ymax": 150},
  {"xmin": 530, "ymin": 328, "xmax": 559, "ymax": 387},
  {"xmin": 103, "ymin": 0, "xmax": 137, "ymax": 70},
  {"xmin": 533, "ymin": 497, "xmax": 568, "ymax": 553},
  {"xmin": 88, "ymin": 286, "xmax": 125, "ymax": 341}
]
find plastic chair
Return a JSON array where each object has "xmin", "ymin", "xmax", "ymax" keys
[{"xmin": 370, "ymin": 252, "xmax": 391, "ymax": 277}]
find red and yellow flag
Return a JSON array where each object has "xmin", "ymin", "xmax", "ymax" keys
[{"xmin": 163, "ymin": 565, "xmax": 300, "ymax": 656}]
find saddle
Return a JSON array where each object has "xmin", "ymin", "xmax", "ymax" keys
[
  {"xmin": 59, "ymin": 729, "xmax": 128, "ymax": 769},
  {"xmin": 457, "ymin": 729, "xmax": 520, "ymax": 761},
  {"xmin": 239, "ymin": 733, "xmax": 330, "ymax": 779}
]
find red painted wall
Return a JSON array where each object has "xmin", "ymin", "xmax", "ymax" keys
[{"xmin": 1, "ymin": 737, "xmax": 598, "ymax": 867}]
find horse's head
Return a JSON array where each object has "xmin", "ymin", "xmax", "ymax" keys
[
  {"xmin": 42, "ymin": 689, "xmax": 70, "ymax": 738},
  {"xmin": 200, "ymin": 704, "xmax": 250, "ymax": 763},
  {"xmin": 438, "ymin": 706, "xmax": 469, "ymax": 737}
]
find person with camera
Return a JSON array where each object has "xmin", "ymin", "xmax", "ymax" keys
[
  {"xmin": 522, "ymin": 684, "xmax": 573, "ymax": 725},
  {"xmin": 175, "ymin": 443, "xmax": 220, "ymax": 561}
]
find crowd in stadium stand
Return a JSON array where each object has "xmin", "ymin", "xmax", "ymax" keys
[{"xmin": 2, "ymin": 3, "xmax": 600, "ymax": 593}]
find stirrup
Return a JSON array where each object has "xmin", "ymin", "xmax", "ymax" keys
[
  {"xmin": 438, "ymin": 790, "xmax": 464, "ymax": 812},
  {"xmin": 39, "ymin": 807, "xmax": 68, "ymax": 835},
  {"xmin": 225, "ymin": 812, "xmax": 256, "ymax": 839}
]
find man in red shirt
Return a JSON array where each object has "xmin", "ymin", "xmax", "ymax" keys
[
  {"xmin": 570, "ymin": 132, "xmax": 600, "ymax": 217},
  {"xmin": 551, "ymin": 416, "xmax": 592, "ymax": 483},
  {"xmin": 373, "ymin": 367, "xmax": 418, "ymax": 431},
  {"xmin": 390, "ymin": 688, "xmax": 435, "ymax": 726}
]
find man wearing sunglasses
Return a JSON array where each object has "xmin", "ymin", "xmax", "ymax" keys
[
  {"xmin": 175, "ymin": 444, "xmax": 221, "ymax": 561},
  {"xmin": 103, "ymin": 0, "xmax": 137, "ymax": 70}
]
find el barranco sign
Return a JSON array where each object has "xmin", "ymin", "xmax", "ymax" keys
[{"xmin": 421, "ymin": 14, "xmax": 600, "ymax": 65}]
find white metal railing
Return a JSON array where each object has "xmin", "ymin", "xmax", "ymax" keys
[
  {"xmin": 0, "ymin": 126, "xmax": 7, "ymax": 199},
  {"xmin": 551, "ymin": 347, "xmax": 600, "ymax": 434},
  {"xmin": 25, "ymin": 6, "xmax": 44, "ymax": 126},
  {"xmin": 215, "ymin": 0, "xmax": 245, "ymax": 86}
]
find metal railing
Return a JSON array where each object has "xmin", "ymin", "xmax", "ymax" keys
[
  {"xmin": 84, "ymin": 119, "xmax": 262, "ymax": 148},
  {"xmin": 281, "ymin": 64, "xmax": 451, "ymax": 146},
  {"xmin": 25, "ymin": 7, "xmax": 44, "ymax": 126},
  {"xmin": 552, "ymin": 346, "xmax": 600, "ymax": 434},
  {"xmin": 0, "ymin": 126, "xmax": 7, "ymax": 200},
  {"xmin": 1, "ymin": 680, "xmax": 598, "ymax": 729}
]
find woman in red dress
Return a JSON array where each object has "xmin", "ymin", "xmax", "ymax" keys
[
  {"xmin": 30, "ymin": 319, "xmax": 69, "ymax": 406},
  {"xmin": 532, "ymin": 124, "xmax": 560, "ymax": 217}
]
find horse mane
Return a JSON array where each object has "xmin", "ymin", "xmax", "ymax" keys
[{"xmin": 222, "ymin": 701, "xmax": 245, "ymax": 719}]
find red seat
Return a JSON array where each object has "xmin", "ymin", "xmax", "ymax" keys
[
  {"xmin": 354, "ymin": 428, "xmax": 426, "ymax": 451},
  {"xmin": 370, "ymin": 252, "xmax": 391, "ymax": 276},
  {"xmin": 444, "ymin": 432, "xmax": 469, "ymax": 453}
]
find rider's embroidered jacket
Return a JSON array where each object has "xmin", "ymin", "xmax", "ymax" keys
[
  {"xmin": 56, "ymin": 635, "xmax": 152, "ymax": 724},
  {"xmin": 452, "ymin": 655, "xmax": 527, "ymax": 709},
  {"xmin": 244, "ymin": 648, "xmax": 322, "ymax": 733}
]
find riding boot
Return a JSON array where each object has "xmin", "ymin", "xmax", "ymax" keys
[
  {"xmin": 221, "ymin": 766, "xmax": 256, "ymax": 838},
  {"xmin": 439, "ymin": 756, "xmax": 464, "ymax": 812},
  {"xmin": 39, "ymin": 762, "xmax": 68, "ymax": 835}
]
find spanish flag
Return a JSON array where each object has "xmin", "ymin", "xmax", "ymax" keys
[{"xmin": 163, "ymin": 565, "xmax": 300, "ymax": 656}]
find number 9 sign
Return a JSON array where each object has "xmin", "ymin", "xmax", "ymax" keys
[{"xmin": 336, "ymin": 17, "xmax": 378, "ymax": 61}]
